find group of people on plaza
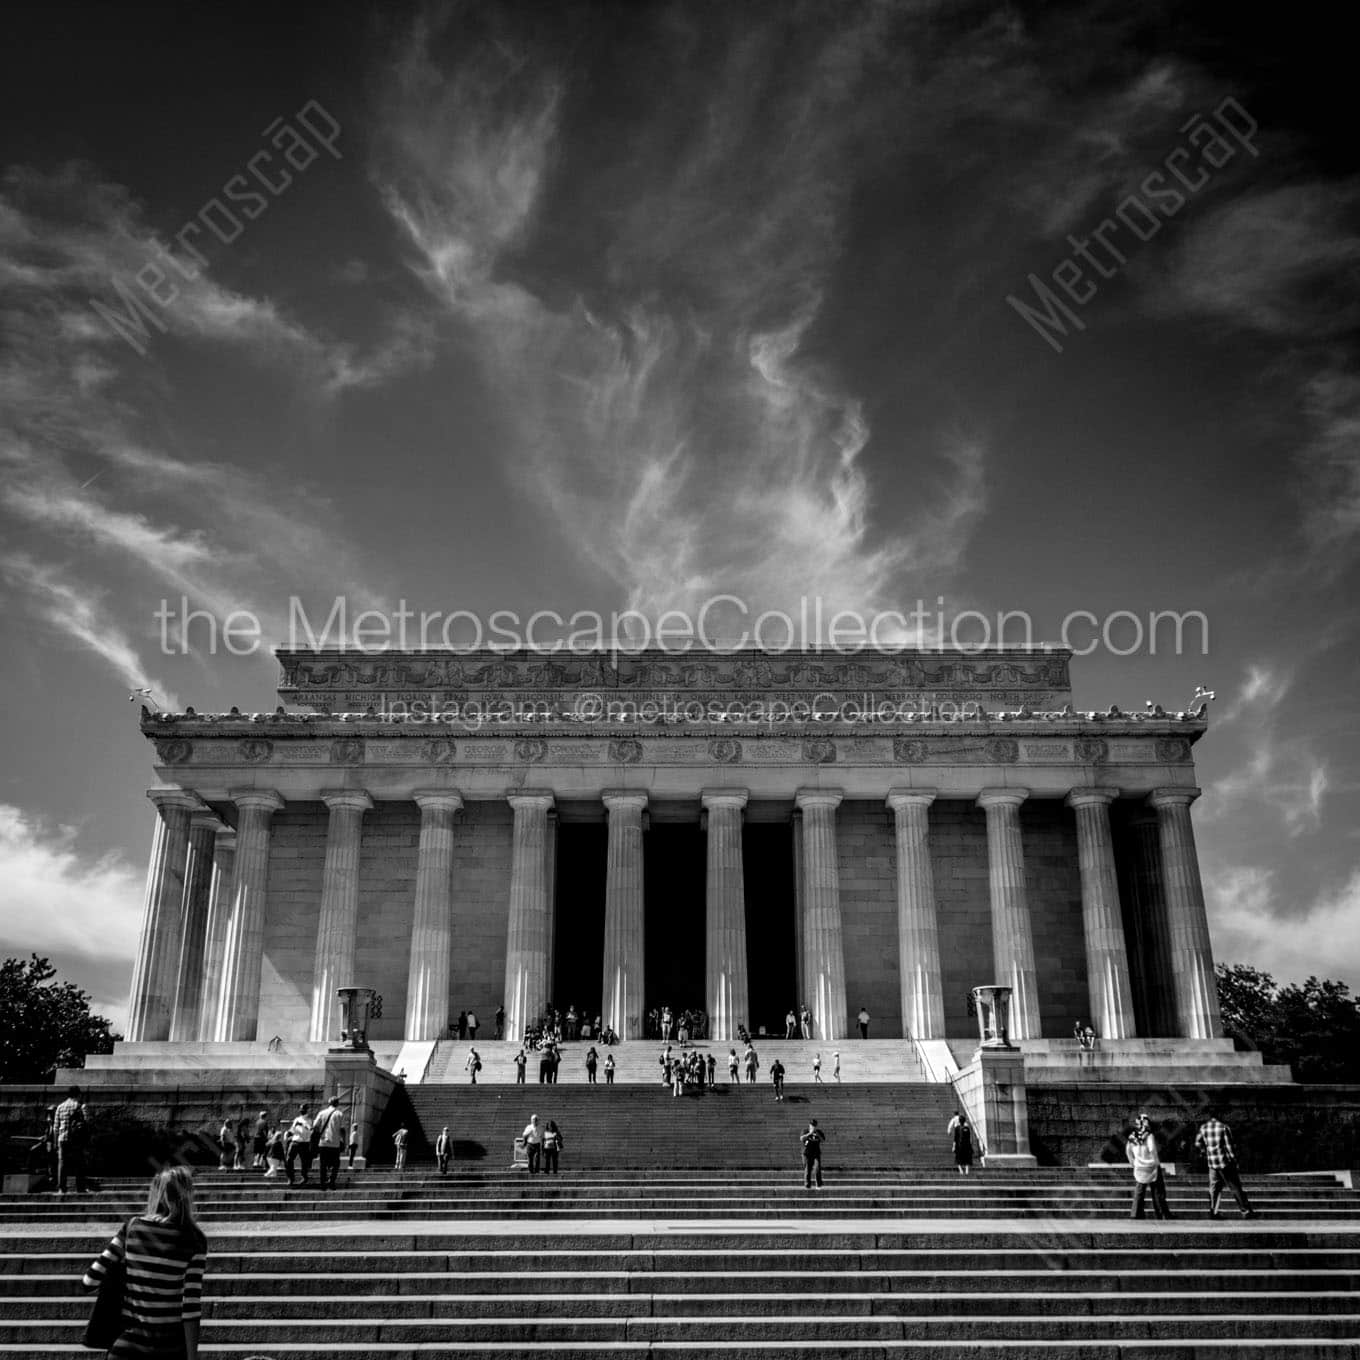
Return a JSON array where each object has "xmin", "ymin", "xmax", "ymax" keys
[
  {"xmin": 646, "ymin": 1004, "xmax": 706, "ymax": 1041},
  {"xmin": 213, "ymin": 1097, "xmax": 361, "ymax": 1189}
]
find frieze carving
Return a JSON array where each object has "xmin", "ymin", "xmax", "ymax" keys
[
  {"xmin": 1155, "ymin": 737, "xmax": 1191, "ymax": 763},
  {"xmin": 1074, "ymin": 737, "xmax": 1109, "ymax": 763},
  {"xmin": 893, "ymin": 737, "xmax": 928, "ymax": 763},
  {"xmin": 513, "ymin": 738, "xmax": 548, "ymax": 763},
  {"xmin": 802, "ymin": 738, "xmax": 837, "ymax": 764},
  {"xmin": 239, "ymin": 738, "xmax": 273, "ymax": 764},
  {"xmin": 329, "ymin": 738, "xmax": 365, "ymax": 766},
  {"xmin": 156, "ymin": 738, "xmax": 193, "ymax": 765},
  {"xmin": 608, "ymin": 738, "xmax": 644, "ymax": 764},
  {"xmin": 708, "ymin": 738, "xmax": 742, "ymax": 764},
  {"xmin": 421, "ymin": 738, "xmax": 457, "ymax": 764},
  {"xmin": 984, "ymin": 737, "xmax": 1019, "ymax": 764}
]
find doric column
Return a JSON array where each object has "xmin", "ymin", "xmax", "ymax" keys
[
  {"xmin": 196, "ymin": 828, "xmax": 236, "ymax": 1041},
  {"xmin": 1066, "ymin": 788, "xmax": 1136, "ymax": 1040},
  {"xmin": 887, "ymin": 789, "xmax": 946, "ymax": 1040},
  {"xmin": 502, "ymin": 791, "xmax": 554, "ymax": 1042},
  {"xmin": 1126, "ymin": 811, "xmax": 1177, "ymax": 1035},
  {"xmin": 703, "ymin": 789, "xmax": 749, "ymax": 1042},
  {"xmin": 795, "ymin": 789, "xmax": 848, "ymax": 1041},
  {"xmin": 404, "ymin": 791, "xmax": 462, "ymax": 1041},
  {"xmin": 309, "ymin": 791, "xmax": 374, "ymax": 1043},
  {"xmin": 601, "ymin": 792, "xmax": 646, "ymax": 1040},
  {"xmin": 168, "ymin": 811, "xmax": 226, "ymax": 1042},
  {"xmin": 127, "ymin": 790, "xmax": 201, "ymax": 1041},
  {"xmin": 976, "ymin": 789, "xmax": 1042, "ymax": 1040},
  {"xmin": 1148, "ymin": 787, "xmax": 1223, "ymax": 1039},
  {"xmin": 214, "ymin": 790, "xmax": 283, "ymax": 1042}
]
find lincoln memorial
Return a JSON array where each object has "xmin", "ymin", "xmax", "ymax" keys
[{"xmin": 105, "ymin": 644, "xmax": 1236, "ymax": 1076}]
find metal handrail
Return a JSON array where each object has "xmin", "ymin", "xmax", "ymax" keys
[{"xmin": 902, "ymin": 1022, "xmax": 985, "ymax": 1158}]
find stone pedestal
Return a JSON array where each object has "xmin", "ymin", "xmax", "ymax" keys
[
  {"xmin": 323, "ymin": 1047, "xmax": 402, "ymax": 1171},
  {"xmin": 168, "ymin": 811, "xmax": 224, "ymax": 1042},
  {"xmin": 1067, "ymin": 788, "xmax": 1136, "ymax": 1040},
  {"xmin": 404, "ymin": 792, "xmax": 462, "ymax": 1042},
  {"xmin": 958, "ymin": 1045, "xmax": 1036, "ymax": 1168},
  {"xmin": 887, "ymin": 790, "xmax": 945, "ymax": 1041},
  {"xmin": 214, "ymin": 790, "xmax": 283, "ymax": 1042},
  {"xmin": 796, "ymin": 789, "xmax": 848, "ymax": 1041},
  {"xmin": 502, "ymin": 792, "xmax": 554, "ymax": 1041},
  {"xmin": 977, "ymin": 790, "xmax": 1042, "ymax": 1040},
  {"xmin": 309, "ymin": 791, "xmax": 373, "ymax": 1043},
  {"xmin": 128, "ymin": 790, "xmax": 202, "ymax": 1042},
  {"xmin": 601, "ymin": 792, "xmax": 646, "ymax": 1041},
  {"xmin": 703, "ymin": 790, "xmax": 749, "ymax": 1042},
  {"xmin": 1150, "ymin": 788, "xmax": 1223, "ymax": 1040}
]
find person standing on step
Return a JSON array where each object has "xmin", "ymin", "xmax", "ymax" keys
[
  {"xmin": 217, "ymin": 1118, "xmax": 233, "ymax": 1171},
  {"xmin": 466, "ymin": 1046, "xmax": 482, "ymax": 1084},
  {"xmin": 252, "ymin": 1109, "xmax": 269, "ymax": 1170},
  {"xmin": 495, "ymin": 1003, "xmax": 505, "ymax": 1040},
  {"xmin": 1127, "ymin": 1112, "xmax": 1169, "ymax": 1220},
  {"xmin": 347, "ymin": 1119, "xmax": 362, "ymax": 1170},
  {"xmin": 770, "ymin": 1056, "xmax": 786, "ymax": 1101},
  {"xmin": 314, "ymin": 1094, "xmax": 345, "ymax": 1191},
  {"xmin": 285, "ymin": 1105, "xmax": 314, "ymax": 1187},
  {"xmin": 812, "ymin": 1051, "xmax": 823, "ymax": 1084},
  {"xmin": 785, "ymin": 1007, "xmax": 797, "ymax": 1039},
  {"xmin": 550, "ymin": 1041, "xmax": 563, "ymax": 1084},
  {"xmin": 514, "ymin": 1046, "xmax": 528, "ymax": 1085},
  {"xmin": 744, "ymin": 1042, "xmax": 759, "ymax": 1084},
  {"xmin": 467, "ymin": 1010, "xmax": 479, "ymax": 1041},
  {"xmin": 521, "ymin": 1115, "xmax": 543, "ymax": 1173},
  {"xmin": 435, "ymin": 1126, "xmax": 453, "ymax": 1175},
  {"xmin": 857, "ymin": 1006, "xmax": 871, "ymax": 1039},
  {"xmin": 265, "ymin": 1124, "xmax": 287, "ymax": 1178},
  {"xmin": 706, "ymin": 1052, "xmax": 716, "ymax": 1086},
  {"xmin": 800, "ymin": 1003, "xmax": 813, "ymax": 1039},
  {"xmin": 392, "ymin": 1122, "xmax": 409, "ymax": 1172},
  {"xmin": 83, "ymin": 1165, "xmax": 207, "ymax": 1360},
  {"xmin": 1195, "ymin": 1112, "xmax": 1257, "ymax": 1219},
  {"xmin": 234, "ymin": 1113, "xmax": 250, "ymax": 1171},
  {"xmin": 604, "ymin": 1051, "xmax": 616, "ymax": 1084},
  {"xmin": 728, "ymin": 1048, "xmax": 740, "ymax": 1083},
  {"xmin": 947, "ymin": 1111, "xmax": 974, "ymax": 1175},
  {"xmin": 833, "ymin": 1051, "xmax": 841, "ymax": 1083},
  {"xmin": 457, "ymin": 1010, "xmax": 468, "ymax": 1040},
  {"xmin": 801, "ymin": 1118, "xmax": 825, "ymax": 1189},
  {"xmin": 543, "ymin": 1120, "xmax": 563, "ymax": 1174},
  {"xmin": 586, "ymin": 1045, "xmax": 599, "ymax": 1084}
]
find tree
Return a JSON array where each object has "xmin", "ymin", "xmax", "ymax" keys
[
  {"xmin": 0, "ymin": 955, "xmax": 120, "ymax": 1084},
  {"xmin": 1215, "ymin": 963, "xmax": 1360, "ymax": 1083}
]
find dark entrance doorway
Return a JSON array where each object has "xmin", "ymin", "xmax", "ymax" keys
[
  {"xmin": 552, "ymin": 823, "xmax": 607, "ymax": 1019},
  {"xmin": 644, "ymin": 823, "xmax": 706, "ymax": 1021},
  {"xmin": 743, "ymin": 822, "xmax": 797, "ymax": 1038}
]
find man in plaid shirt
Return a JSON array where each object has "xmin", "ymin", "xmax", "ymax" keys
[
  {"xmin": 1195, "ymin": 1114, "xmax": 1256, "ymax": 1218},
  {"xmin": 52, "ymin": 1085, "xmax": 88, "ymax": 1194}
]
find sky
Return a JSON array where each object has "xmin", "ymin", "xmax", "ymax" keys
[{"xmin": 1, "ymin": 0, "xmax": 1357, "ymax": 1030}]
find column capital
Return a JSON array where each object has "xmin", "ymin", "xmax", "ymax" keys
[
  {"xmin": 1148, "ymin": 786, "xmax": 1201, "ymax": 809},
  {"xmin": 189, "ymin": 809, "xmax": 227, "ymax": 833},
  {"xmin": 147, "ymin": 788, "xmax": 204, "ymax": 814},
  {"xmin": 322, "ymin": 789, "xmax": 375, "ymax": 813},
  {"xmin": 1065, "ymin": 786, "xmax": 1120, "ymax": 810},
  {"xmin": 602, "ymin": 790, "xmax": 648, "ymax": 812},
  {"xmin": 795, "ymin": 787, "xmax": 843, "ymax": 811},
  {"xmin": 977, "ymin": 788, "xmax": 1029, "ymax": 810},
  {"xmin": 413, "ymin": 789, "xmax": 464, "ymax": 814},
  {"xmin": 887, "ymin": 788, "xmax": 937, "ymax": 811},
  {"xmin": 701, "ymin": 788, "xmax": 748, "ymax": 810},
  {"xmin": 228, "ymin": 789, "xmax": 284, "ymax": 814},
  {"xmin": 506, "ymin": 790, "xmax": 554, "ymax": 812}
]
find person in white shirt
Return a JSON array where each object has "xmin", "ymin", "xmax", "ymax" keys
[
  {"xmin": 466, "ymin": 1047, "xmax": 482, "ymax": 1084},
  {"xmin": 1127, "ymin": 1112, "xmax": 1170, "ymax": 1219},
  {"xmin": 313, "ymin": 1095, "xmax": 346, "ymax": 1190},
  {"xmin": 435, "ymin": 1126, "xmax": 452, "ymax": 1175},
  {"xmin": 857, "ymin": 1007, "xmax": 871, "ymax": 1038},
  {"xmin": 392, "ymin": 1123, "xmax": 409, "ymax": 1171},
  {"xmin": 520, "ymin": 1115, "xmax": 543, "ymax": 1174},
  {"xmin": 285, "ymin": 1105, "xmax": 314, "ymax": 1187}
]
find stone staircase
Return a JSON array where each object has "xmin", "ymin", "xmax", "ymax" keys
[
  {"xmin": 423, "ymin": 1037, "xmax": 929, "ymax": 1084},
  {"xmin": 3, "ymin": 1168, "xmax": 1359, "ymax": 1356}
]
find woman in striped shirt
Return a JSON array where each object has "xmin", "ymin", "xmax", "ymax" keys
[{"xmin": 83, "ymin": 1165, "xmax": 207, "ymax": 1359}]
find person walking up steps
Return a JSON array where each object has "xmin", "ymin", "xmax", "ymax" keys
[
  {"xmin": 392, "ymin": 1123, "xmax": 409, "ymax": 1172},
  {"xmin": 521, "ymin": 1115, "xmax": 543, "ymax": 1174},
  {"xmin": 728, "ymin": 1048, "xmax": 740, "ymax": 1083},
  {"xmin": 812, "ymin": 1051, "xmax": 823, "ymax": 1084},
  {"xmin": 744, "ymin": 1043, "xmax": 759, "ymax": 1083},
  {"xmin": 586, "ymin": 1045, "xmax": 599, "ymax": 1084},
  {"xmin": 1196, "ymin": 1112, "xmax": 1256, "ymax": 1219},
  {"xmin": 465, "ymin": 1046, "xmax": 481, "ymax": 1084},
  {"xmin": 543, "ymin": 1120, "xmax": 563, "ymax": 1174},
  {"xmin": 801, "ymin": 1118, "xmax": 825, "ymax": 1189},
  {"xmin": 947, "ymin": 1110, "xmax": 974, "ymax": 1175},
  {"xmin": 435, "ymin": 1126, "xmax": 452, "ymax": 1175},
  {"xmin": 604, "ymin": 1052, "xmax": 615, "ymax": 1084},
  {"xmin": 833, "ymin": 1051, "xmax": 841, "ymax": 1083},
  {"xmin": 770, "ymin": 1057, "xmax": 786, "ymax": 1101},
  {"xmin": 313, "ymin": 1094, "xmax": 345, "ymax": 1191}
]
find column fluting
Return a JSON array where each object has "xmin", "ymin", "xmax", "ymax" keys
[
  {"xmin": 1067, "ymin": 787, "xmax": 1136, "ymax": 1040},
  {"xmin": 886, "ymin": 789, "xmax": 946, "ymax": 1041},
  {"xmin": 168, "ymin": 811, "xmax": 225, "ymax": 1042},
  {"xmin": 309, "ymin": 790, "xmax": 374, "ymax": 1043},
  {"xmin": 1149, "ymin": 787, "xmax": 1223, "ymax": 1039},
  {"xmin": 127, "ymin": 790, "xmax": 201, "ymax": 1042},
  {"xmin": 502, "ymin": 792, "xmax": 554, "ymax": 1042},
  {"xmin": 795, "ymin": 789, "xmax": 848, "ymax": 1041},
  {"xmin": 977, "ymin": 788, "xmax": 1042, "ymax": 1040},
  {"xmin": 214, "ymin": 790, "xmax": 283, "ymax": 1042},
  {"xmin": 601, "ymin": 792, "xmax": 647, "ymax": 1041},
  {"xmin": 1127, "ymin": 811, "xmax": 1177, "ymax": 1035},
  {"xmin": 703, "ymin": 789, "xmax": 749, "ymax": 1042},
  {"xmin": 404, "ymin": 791, "xmax": 462, "ymax": 1041},
  {"xmin": 196, "ymin": 828, "xmax": 236, "ymax": 1041}
]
